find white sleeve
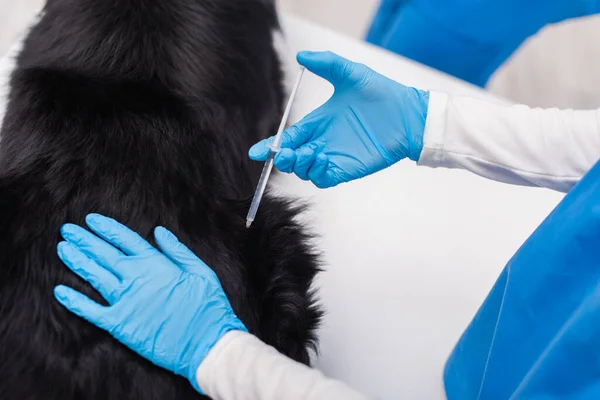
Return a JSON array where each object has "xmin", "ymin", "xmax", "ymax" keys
[
  {"xmin": 195, "ymin": 331, "xmax": 369, "ymax": 400},
  {"xmin": 418, "ymin": 91, "xmax": 600, "ymax": 192}
]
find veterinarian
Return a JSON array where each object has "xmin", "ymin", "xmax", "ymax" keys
[
  {"xmin": 50, "ymin": 43, "xmax": 600, "ymax": 399},
  {"xmin": 50, "ymin": 10, "xmax": 600, "ymax": 400},
  {"xmin": 51, "ymin": 48, "xmax": 600, "ymax": 399},
  {"xmin": 366, "ymin": 0, "xmax": 600, "ymax": 87}
]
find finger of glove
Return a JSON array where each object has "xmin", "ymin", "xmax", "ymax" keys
[
  {"xmin": 279, "ymin": 121, "xmax": 317, "ymax": 150},
  {"xmin": 61, "ymin": 223, "xmax": 125, "ymax": 276},
  {"xmin": 86, "ymin": 214, "xmax": 157, "ymax": 257},
  {"xmin": 154, "ymin": 227, "xmax": 216, "ymax": 278},
  {"xmin": 297, "ymin": 51, "xmax": 368, "ymax": 88},
  {"xmin": 250, "ymin": 123, "xmax": 316, "ymax": 163},
  {"xmin": 293, "ymin": 145, "xmax": 318, "ymax": 181},
  {"xmin": 54, "ymin": 285, "xmax": 112, "ymax": 331},
  {"xmin": 308, "ymin": 153, "xmax": 333, "ymax": 188},
  {"xmin": 58, "ymin": 241, "xmax": 122, "ymax": 303},
  {"xmin": 249, "ymin": 137, "xmax": 274, "ymax": 161},
  {"xmin": 274, "ymin": 148, "xmax": 297, "ymax": 173}
]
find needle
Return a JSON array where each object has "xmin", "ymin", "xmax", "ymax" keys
[{"xmin": 246, "ymin": 67, "xmax": 306, "ymax": 229}]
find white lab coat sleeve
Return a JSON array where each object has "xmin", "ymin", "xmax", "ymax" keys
[
  {"xmin": 195, "ymin": 331, "xmax": 369, "ymax": 400},
  {"xmin": 418, "ymin": 91, "xmax": 600, "ymax": 192}
]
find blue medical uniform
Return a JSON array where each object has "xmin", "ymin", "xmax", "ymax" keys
[{"xmin": 445, "ymin": 159, "xmax": 600, "ymax": 399}]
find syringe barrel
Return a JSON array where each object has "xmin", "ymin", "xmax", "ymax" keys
[{"xmin": 246, "ymin": 152, "xmax": 276, "ymax": 226}]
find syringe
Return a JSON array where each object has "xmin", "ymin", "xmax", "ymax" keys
[{"xmin": 246, "ymin": 67, "xmax": 306, "ymax": 228}]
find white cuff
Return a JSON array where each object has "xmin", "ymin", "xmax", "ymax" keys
[
  {"xmin": 418, "ymin": 91, "xmax": 449, "ymax": 168},
  {"xmin": 195, "ymin": 330, "xmax": 246, "ymax": 394},
  {"xmin": 195, "ymin": 331, "xmax": 369, "ymax": 400}
]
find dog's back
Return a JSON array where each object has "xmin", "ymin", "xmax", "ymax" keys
[{"xmin": 0, "ymin": 1, "xmax": 321, "ymax": 399}]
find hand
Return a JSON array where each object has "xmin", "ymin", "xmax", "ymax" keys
[
  {"xmin": 367, "ymin": 0, "xmax": 600, "ymax": 86},
  {"xmin": 249, "ymin": 51, "xmax": 429, "ymax": 189},
  {"xmin": 53, "ymin": 214, "xmax": 247, "ymax": 393}
]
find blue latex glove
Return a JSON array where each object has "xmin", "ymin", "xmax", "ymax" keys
[
  {"xmin": 367, "ymin": 0, "xmax": 600, "ymax": 87},
  {"xmin": 53, "ymin": 214, "xmax": 247, "ymax": 393},
  {"xmin": 249, "ymin": 51, "xmax": 429, "ymax": 189}
]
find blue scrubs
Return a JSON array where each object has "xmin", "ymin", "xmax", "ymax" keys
[
  {"xmin": 365, "ymin": 0, "xmax": 511, "ymax": 87},
  {"xmin": 365, "ymin": 0, "xmax": 405, "ymax": 45},
  {"xmin": 445, "ymin": 159, "xmax": 600, "ymax": 399}
]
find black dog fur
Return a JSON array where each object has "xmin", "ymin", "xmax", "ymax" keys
[{"xmin": 0, "ymin": 1, "xmax": 321, "ymax": 399}]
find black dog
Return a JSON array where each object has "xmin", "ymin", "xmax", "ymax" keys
[{"xmin": 0, "ymin": 1, "xmax": 321, "ymax": 399}]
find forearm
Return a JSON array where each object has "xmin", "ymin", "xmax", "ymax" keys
[
  {"xmin": 196, "ymin": 331, "xmax": 368, "ymax": 400},
  {"xmin": 418, "ymin": 91, "xmax": 600, "ymax": 192}
]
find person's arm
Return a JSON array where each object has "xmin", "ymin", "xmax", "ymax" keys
[
  {"xmin": 53, "ymin": 213, "xmax": 369, "ymax": 400},
  {"xmin": 196, "ymin": 331, "xmax": 368, "ymax": 400},
  {"xmin": 249, "ymin": 51, "xmax": 599, "ymax": 193},
  {"xmin": 420, "ymin": 92, "xmax": 600, "ymax": 192}
]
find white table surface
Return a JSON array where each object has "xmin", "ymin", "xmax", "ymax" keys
[{"xmin": 0, "ymin": 13, "xmax": 565, "ymax": 400}]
